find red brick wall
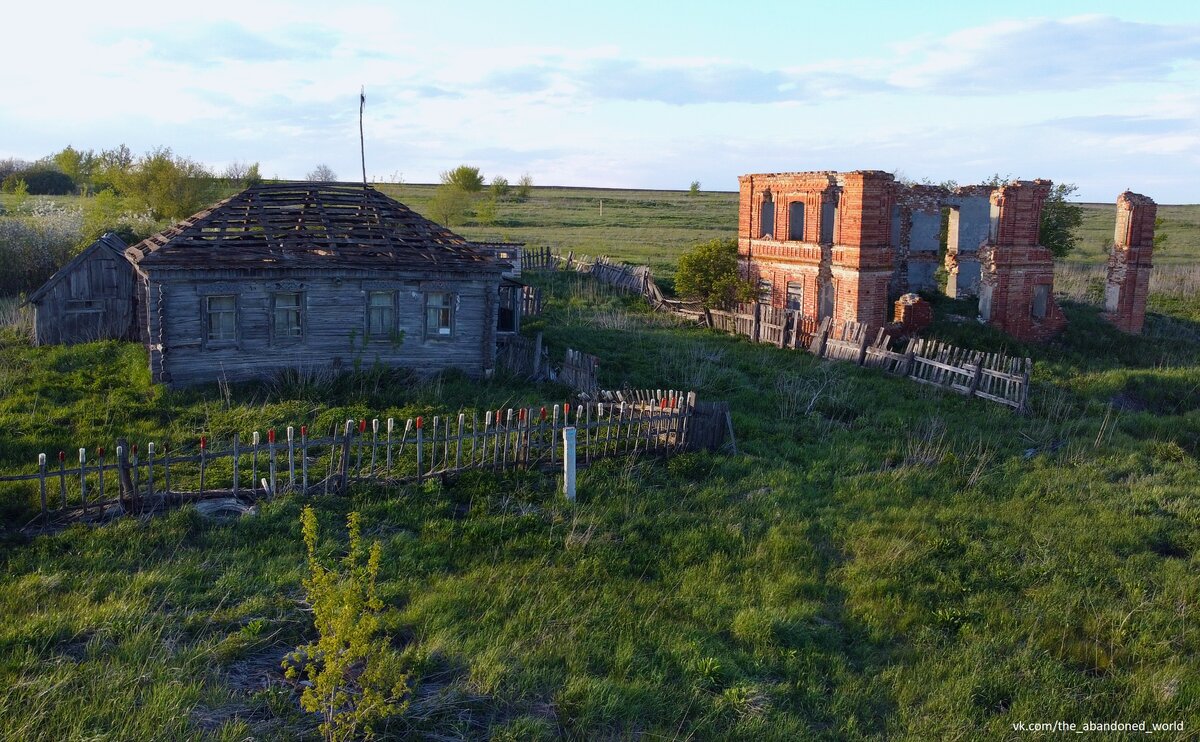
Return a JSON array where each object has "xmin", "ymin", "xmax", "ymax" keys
[
  {"xmin": 737, "ymin": 171, "xmax": 895, "ymax": 332},
  {"xmin": 1104, "ymin": 191, "xmax": 1156, "ymax": 334},
  {"xmin": 979, "ymin": 180, "xmax": 1066, "ymax": 342},
  {"xmin": 992, "ymin": 179, "xmax": 1050, "ymax": 247}
]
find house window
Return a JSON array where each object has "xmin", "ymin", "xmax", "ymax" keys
[
  {"xmin": 786, "ymin": 282, "xmax": 804, "ymax": 310},
  {"xmin": 66, "ymin": 299, "xmax": 102, "ymax": 313},
  {"xmin": 1031, "ymin": 284, "xmax": 1049, "ymax": 320},
  {"xmin": 425, "ymin": 292, "xmax": 454, "ymax": 338},
  {"xmin": 272, "ymin": 292, "xmax": 303, "ymax": 343},
  {"xmin": 788, "ymin": 202, "xmax": 805, "ymax": 241},
  {"xmin": 758, "ymin": 279, "xmax": 773, "ymax": 303},
  {"xmin": 759, "ymin": 193, "xmax": 774, "ymax": 238},
  {"xmin": 368, "ymin": 291, "xmax": 396, "ymax": 337},
  {"xmin": 206, "ymin": 295, "xmax": 237, "ymax": 343}
]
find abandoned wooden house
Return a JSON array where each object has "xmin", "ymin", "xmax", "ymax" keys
[
  {"xmin": 123, "ymin": 182, "xmax": 509, "ymax": 386},
  {"xmin": 28, "ymin": 232, "xmax": 137, "ymax": 345}
]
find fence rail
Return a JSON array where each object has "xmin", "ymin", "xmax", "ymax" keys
[
  {"xmin": 802, "ymin": 317, "xmax": 1031, "ymax": 410},
  {"xmin": 545, "ymin": 251, "xmax": 1031, "ymax": 410},
  {"xmin": 1, "ymin": 390, "xmax": 706, "ymax": 527}
]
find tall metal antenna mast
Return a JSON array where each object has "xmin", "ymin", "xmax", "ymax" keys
[{"xmin": 359, "ymin": 86, "xmax": 367, "ymax": 185}]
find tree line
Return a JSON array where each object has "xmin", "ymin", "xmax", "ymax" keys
[{"xmin": 1, "ymin": 145, "xmax": 261, "ymax": 221}]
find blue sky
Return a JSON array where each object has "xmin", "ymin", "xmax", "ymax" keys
[{"xmin": 3, "ymin": 1, "xmax": 1199, "ymax": 201}]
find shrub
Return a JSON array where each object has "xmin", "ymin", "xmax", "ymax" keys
[
  {"xmin": 428, "ymin": 184, "xmax": 471, "ymax": 226},
  {"xmin": 440, "ymin": 165, "xmax": 484, "ymax": 192},
  {"xmin": 675, "ymin": 237, "xmax": 757, "ymax": 309},
  {"xmin": 285, "ymin": 507, "xmax": 411, "ymax": 741},
  {"xmin": 8, "ymin": 167, "xmax": 75, "ymax": 195},
  {"xmin": 490, "ymin": 176, "xmax": 510, "ymax": 199},
  {"xmin": 515, "ymin": 173, "xmax": 534, "ymax": 200}
]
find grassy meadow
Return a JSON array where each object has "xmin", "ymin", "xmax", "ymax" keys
[{"xmin": 0, "ymin": 184, "xmax": 1199, "ymax": 739}]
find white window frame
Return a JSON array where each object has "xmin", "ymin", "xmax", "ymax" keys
[
  {"xmin": 271, "ymin": 291, "xmax": 304, "ymax": 345},
  {"xmin": 367, "ymin": 290, "xmax": 397, "ymax": 339},
  {"xmin": 424, "ymin": 292, "xmax": 455, "ymax": 340}
]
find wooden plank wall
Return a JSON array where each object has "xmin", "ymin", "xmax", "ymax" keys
[
  {"xmin": 145, "ymin": 270, "xmax": 500, "ymax": 385},
  {"xmin": 33, "ymin": 248, "xmax": 136, "ymax": 345}
]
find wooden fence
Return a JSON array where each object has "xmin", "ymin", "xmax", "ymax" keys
[
  {"xmin": 522, "ymin": 245, "xmax": 555, "ymax": 272},
  {"xmin": 804, "ymin": 317, "xmax": 1031, "ymax": 410},
  {"xmin": 2, "ymin": 390, "xmax": 703, "ymax": 527},
  {"xmin": 537, "ymin": 252, "xmax": 1031, "ymax": 410},
  {"xmin": 522, "ymin": 285, "xmax": 543, "ymax": 317},
  {"xmin": 560, "ymin": 348, "xmax": 600, "ymax": 396}
]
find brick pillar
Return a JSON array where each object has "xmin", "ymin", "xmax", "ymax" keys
[
  {"xmin": 832, "ymin": 171, "xmax": 895, "ymax": 331},
  {"xmin": 1103, "ymin": 191, "xmax": 1155, "ymax": 334},
  {"xmin": 977, "ymin": 180, "xmax": 1066, "ymax": 342}
]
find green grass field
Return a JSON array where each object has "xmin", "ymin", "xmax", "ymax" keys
[{"xmin": 1, "ymin": 184, "xmax": 1199, "ymax": 739}]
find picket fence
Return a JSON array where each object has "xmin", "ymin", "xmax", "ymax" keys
[
  {"xmin": 530, "ymin": 251, "xmax": 1031, "ymax": 410},
  {"xmin": 1, "ymin": 390, "xmax": 701, "ymax": 526}
]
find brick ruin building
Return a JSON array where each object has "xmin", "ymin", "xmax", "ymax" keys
[
  {"xmin": 737, "ymin": 170, "xmax": 1154, "ymax": 341},
  {"xmin": 1102, "ymin": 191, "xmax": 1157, "ymax": 334},
  {"xmin": 976, "ymin": 179, "xmax": 1067, "ymax": 341}
]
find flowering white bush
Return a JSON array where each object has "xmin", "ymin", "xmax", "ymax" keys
[{"xmin": 0, "ymin": 202, "xmax": 83, "ymax": 294}]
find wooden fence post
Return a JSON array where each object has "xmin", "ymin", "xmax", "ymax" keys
[
  {"xmin": 38, "ymin": 454, "xmax": 48, "ymax": 524},
  {"xmin": 232, "ymin": 433, "xmax": 240, "ymax": 496},
  {"xmin": 198, "ymin": 437, "xmax": 206, "ymax": 499},
  {"xmin": 967, "ymin": 360, "xmax": 984, "ymax": 397},
  {"xmin": 252, "ymin": 431, "xmax": 260, "ymax": 490},
  {"xmin": 340, "ymin": 420, "xmax": 354, "ymax": 492},
  {"xmin": 415, "ymin": 417, "xmax": 424, "ymax": 482},
  {"xmin": 288, "ymin": 426, "xmax": 297, "ymax": 490},
  {"xmin": 116, "ymin": 440, "xmax": 133, "ymax": 506},
  {"xmin": 386, "ymin": 418, "xmax": 394, "ymax": 475},
  {"xmin": 855, "ymin": 330, "xmax": 871, "ymax": 366},
  {"xmin": 143, "ymin": 444, "xmax": 152, "ymax": 502},
  {"xmin": 752, "ymin": 302, "xmax": 762, "ymax": 343},
  {"xmin": 1018, "ymin": 358, "xmax": 1033, "ymax": 414},
  {"xmin": 369, "ymin": 419, "xmax": 379, "ymax": 478},
  {"xmin": 268, "ymin": 429, "xmax": 278, "ymax": 497},
  {"xmin": 78, "ymin": 448, "xmax": 88, "ymax": 514},
  {"xmin": 57, "ymin": 450, "xmax": 67, "ymax": 510},
  {"xmin": 301, "ymin": 425, "xmax": 309, "ymax": 493}
]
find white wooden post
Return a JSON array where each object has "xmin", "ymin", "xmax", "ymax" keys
[
  {"xmin": 38, "ymin": 453, "xmax": 47, "ymax": 523},
  {"xmin": 143, "ymin": 443, "xmax": 152, "ymax": 499},
  {"xmin": 287, "ymin": 426, "xmax": 296, "ymax": 490},
  {"xmin": 563, "ymin": 426, "xmax": 576, "ymax": 502},
  {"xmin": 268, "ymin": 429, "xmax": 278, "ymax": 497},
  {"xmin": 78, "ymin": 448, "xmax": 88, "ymax": 512}
]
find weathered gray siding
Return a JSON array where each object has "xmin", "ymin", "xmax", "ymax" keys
[
  {"xmin": 32, "ymin": 242, "xmax": 136, "ymax": 345},
  {"xmin": 145, "ymin": 269, "xmax": 500, "ymax": 386}
]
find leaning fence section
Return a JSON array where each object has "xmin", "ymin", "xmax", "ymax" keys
[
  {"xmin": 802, "ymin": 317, "xmax": 1031, "ymax": 410},
  {"xmin": 2, "ymin": 390, "xmax": 706, "ymax": 527}
]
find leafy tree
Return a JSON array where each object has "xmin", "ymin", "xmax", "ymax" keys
[
  {"xmin": 490, "ymin": 176, "xmax": 510, "ymax": 199},
  {"xmin": 675, "ymin": 237, "xmax": 757, "ymax": 309},
  {"xmin": 475, "ymin": 196, "xmax": 498, "ymax": 226},
  {"xmin": 515, "ymin": 173, "xmax": 534, "ymax": 200},
  {"xmin": 223, "ymin": 161, "xmax": 262, "ymax": 188},
  {"xmin": 307, "ymin": 164, "xmax": 338, "ymax": 182},
  {"xmin": 982, "ymin": 175, "xmax": 1082, "ymax": 258},
  {"xmin": 92, "ymin": 145, "xmax": 134, "ymax": 193},
  {"xmin": 285, "ymin": 507, "xmax": 410, "ymax": 741},
  {"xmin": 6, "ymin": 167, "xmax": 74, "ymax": 195},
  {"xmin": 440, "ymin": 165, "xmax": 484, "ymax": 192},
  {"xmin": 121, "ymin": 147, "xmax": 216, "ymax": 220},
  {"xmin": 1038, "ymin": 183, "xmax": 1083, "ymax": 258},
  {"xmin": 0, "ymin": 158, "xmax": 30, "ymax": 183},
  {"xmin": 53, "ymin": 146, "xmax": 96, "ymax": 189},
  {"xmin": 428, "ymin": 184, "xmax": 471, "ymax": 226},
  {"xmin": 8, "ymin": 179, "xmax": 29, "ymax": 210},
  {"xmin": 689, "ymin": 181, "xmax": 701, "ymax": 196}
]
